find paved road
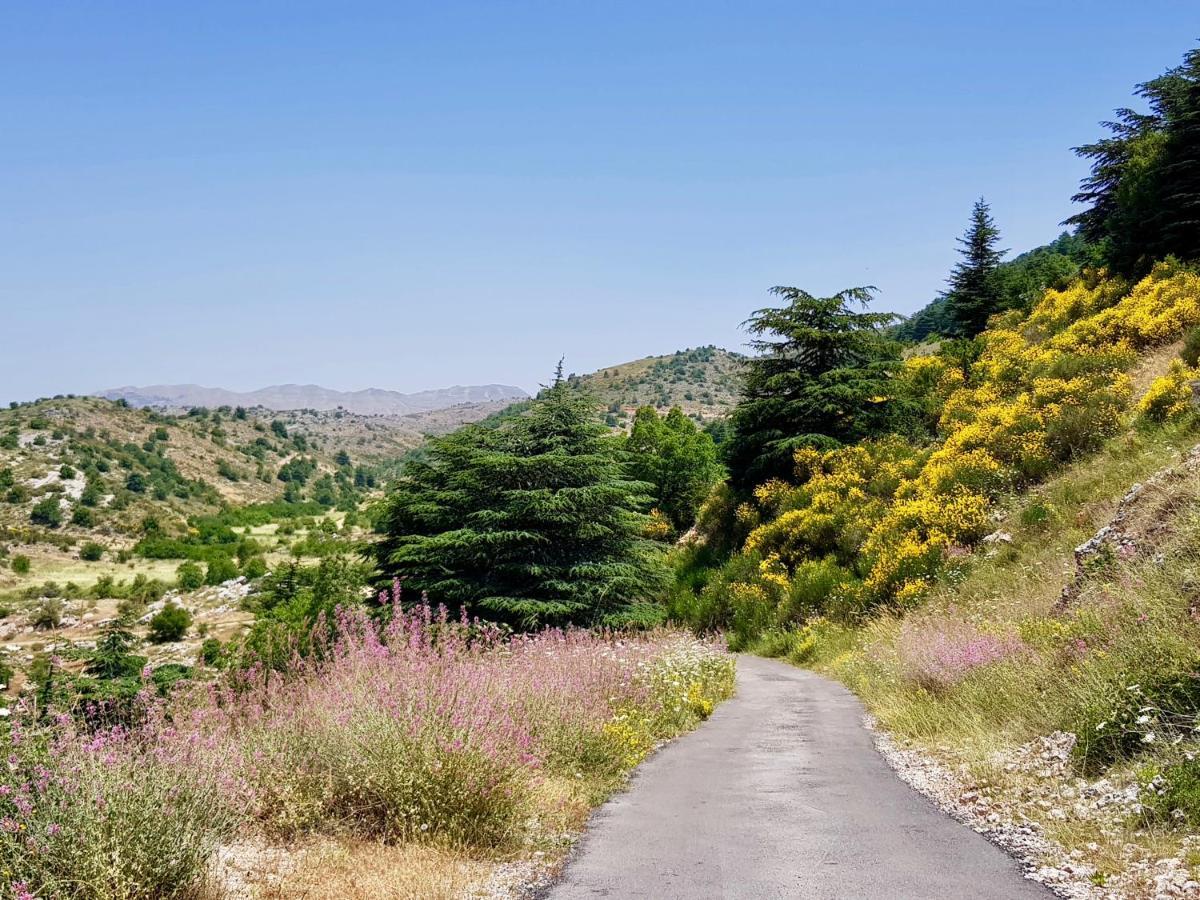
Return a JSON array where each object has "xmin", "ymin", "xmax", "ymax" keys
[{"xmin": 547, "ymin": 654, "xmax": 1051, "ymax": 900}]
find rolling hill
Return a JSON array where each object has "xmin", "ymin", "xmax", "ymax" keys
[{"xmin": 566, "ymin": 346, "xmax": 744, "ymax": 422}]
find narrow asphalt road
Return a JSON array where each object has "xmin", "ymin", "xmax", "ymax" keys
[{"xmin": 547, "ymin": 654, "xmax": 1051, "ymax": 900}]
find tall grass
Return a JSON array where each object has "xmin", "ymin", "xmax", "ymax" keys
[
  {"xmin": 807, "ymin": 429, "xmax": 1200, "ymax": 762},
  {"xmin": 0, "ymin": 587, "xmax": 734, "ymax": 898}
]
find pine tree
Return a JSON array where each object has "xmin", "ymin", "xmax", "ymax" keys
[
  {"xmin": 944, "ymin": 198, "xmax": 1007, "ymax": 337},
  {"xmin": 1068, "ymin": 45, "xmax": 1200, "ymax": 275},
  {"xmin": 373, "ymin": 372, "xmax": 668, "ymax": 629},
  {"xmin": 724, "ymin": 285, "xmax": 904, "ymax": 488}
]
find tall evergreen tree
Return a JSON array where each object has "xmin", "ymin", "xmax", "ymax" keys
[
  {"xmin": 373, "ymin": 373, "xmax": 668, "ymax": 628},
  {"xmin": 1067, "ymin": 45, "xmax": 1200, "ymax": 275},
  {"xmin": 944, "ymin": 198, "xmax": 1007, "ymax": 337},
  {"xmin": 724, "ymin": 286, "xmax": 904, "ymax": 488}
]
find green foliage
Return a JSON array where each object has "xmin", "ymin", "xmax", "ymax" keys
[
  {"xmin": 1072, "ymin": 650, "xmax": 1200, "ymax": 773},
  {"xmin": 79, "ymin": 479, "xmax": 102, "ymax": 507},
  {"xmin": 724, "ymin": 286, "xmax": 905, "ymax": 487},
  {"xmin": 241, "ymin": 555, "xmax": 368, "ymax": 667},
  {"xmin": 193, "ymin": 501, "xmax": 326, "ymax": 530},
  {"xmin": 1182, "ymin": 326, "xmax": 1200, "ymax": 367},
  {"xmin": 205, "ymin": 556, "xmax": 239, "ymax": 585},
  {"xmin": 626, "ymin": 406, "xmax": 724, "ymax": 533},
  {"xmin": 1141, "ymin": 756, "xmax": 1200, "ymax": 827},
  {"xmin": 176, "ymin": 561, "xmax": 204, "ymax": 590},
  {"xmin": 199, "ymin": 637, "xmax": 225, "ymax": 667},
  {"xmin": 79, "ymin": 541, "xmax": 104, "ymax": 562},
  {"xmin": 242, "ymin": 556, "xmax": 268, "ymax": 579},
  {"xmin": 30, "ymin": 597, "xmax": 64, "ymax": 630},
  {"xmin": 944, "ymin": 198, "xmax": 1007, "ymax": 337},
  {"xmin": 277, "ymin": 456, "xmax": 317, "ymax": 485},
  {"xmin": 896, "ymin": 233, "xmax": 1100, "ymax": 342},
  {"xmin": 374, "ymin": 375, "xmax": 668, "ymax": 628},
  {"xmin": 71, "ymin": 505, "xmax": 95, "ymax": 527},
  {"xmin": 11, "ymin": 554, "xmax": 30, "ymax": 575},
  {"xmin": 5, "ymin": 484, "xmax": 30, "ymax": 504},
  {"xmin": 1068, "ymin": 45, "xmax": 1200, "ymax": 275},
  {"xmin": 85, "ymin": 627, "xmax": 145, "ymax": 679},
  {"xmin": 148, "ymin": 603, "xmax": 192, "ymax": 643},
  {"xmin": 216, "ymin": 459, "xmax": 242, "ymax": 482},
  {"xmin": 30, "ymin": 497, "xmax": 63, "ymax": 528}
]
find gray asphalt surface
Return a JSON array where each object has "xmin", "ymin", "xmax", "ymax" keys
[{"xmin": 547, "ymin": 654, "xmax": 1051, "ymax": 899}]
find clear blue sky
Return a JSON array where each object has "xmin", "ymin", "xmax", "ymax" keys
[{"xmin": 2, "ymin": 2, "xmax": 1195, "ymax": 403}]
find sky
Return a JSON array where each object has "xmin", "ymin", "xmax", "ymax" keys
[{"xmin": 1, "ymin": 2, "xmax": 1196, "ymax": 404}]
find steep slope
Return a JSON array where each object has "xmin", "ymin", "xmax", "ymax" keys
[{"xmin": 680, "ymin": 262, "xmax": 1200, "ymax": 896}]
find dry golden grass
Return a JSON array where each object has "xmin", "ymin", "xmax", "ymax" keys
[{"xmin": 210, "ymin": 838, "xmax": 493, "ymax": 900}]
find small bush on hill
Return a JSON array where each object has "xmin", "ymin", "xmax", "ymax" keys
[
  {"xmin": 148, "ymin": 603, "xmax": 192, "ymax": 643},
  {"xmin": 205, "ymin": 557, "xmax": 238, "ymax": 585},
  {"xmin": 30, "ymin": 497, "xmax": 62, "ymax": 528},
  {"xmin": 30, "ymin": 598, "xmax": 63, "ymax": 630},
  {"xmin": 176, "ymin": 561, "xmax": 204, "ymax": 590}
]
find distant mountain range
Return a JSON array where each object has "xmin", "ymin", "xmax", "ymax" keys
[{"xmin": 96, "ymin": 382, "xmax": 530, "ymax": 417}]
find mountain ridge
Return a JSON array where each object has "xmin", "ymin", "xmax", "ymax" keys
[{"xmin": 96, "ymin": 382, "xmax": 530, "ymax": 417}]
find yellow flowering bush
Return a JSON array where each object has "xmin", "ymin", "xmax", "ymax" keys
[
  {"xmin": 1137, "ymin": 359, "xmax": 1200, "ymax": 422},
  {"xmin": 715, "ymin": 263, "xmax": 1200, "ymax": 630},
  {"xmin": 1050, "ymin": 261, "xmax": 1200, "ymax": 352}
]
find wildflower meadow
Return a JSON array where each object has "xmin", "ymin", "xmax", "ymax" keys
[{"xmin": 0, "ymin": 584, "xmax": 734, "ymax": 899}]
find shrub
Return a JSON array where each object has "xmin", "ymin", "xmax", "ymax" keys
[
  {"xmin": 176, "ymin": 561, "xmax": 204, "ymax": 591},
  {"xmin": 148, "ymin": 603, "xmax": 192, "ymax": 643},
  {"xmin": 71, "ymin": 506, "xmax": 95, "ymax": 527},
  {"xmin": 226, "ymin": 597, "xmax": 734, "ymax": 845},
  {"xmin": 29, "ymin": 598, "xmax": 64, "ymax": 630},
  {"xmin": 30, "ymin": 497, "xmax": 63, "ymax": 528},
  {"xmin": 80, "ymin": 541, "xmax": 104, "ymax": 562},
  {"xmin": 1183, "ymin": 327, "xmax": 1200, "ymax": 368},
  {"xmin": 205, "ymin": 557, "xmax": 239, "ymax": 585},
  {"xmin": 11, "ymin": 555, "xmax": 30, "ymax": 575},
  {"xmin": 242, "ymin": 556, "xmax": 268, "ymax": 579},
  {"xmin": 1137, "ymin": 360, "xmax": 1199, "ymax": 423},
  {"xmin": 0, "ymin": 596, "xmax": 732, "ymax": 891},
  {"xmin": 199, "ymin": 637, "xmax": 224, "ymax": 667}
]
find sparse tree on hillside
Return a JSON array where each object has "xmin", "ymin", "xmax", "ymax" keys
[
  {"xmin": 944, "ymin": 198, "xmax": 1007, "ymax": 337},
  {"xmin": 374, "ymin": 372, "xmax": 667, "ymax": 628}
]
